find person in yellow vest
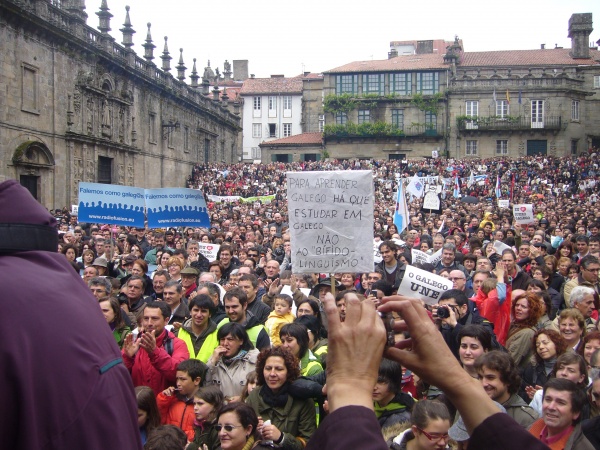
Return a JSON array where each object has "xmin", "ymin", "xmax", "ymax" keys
[
  {"xmin": 528, "ymin": 378, "xmax": 594, "ymax": 449},
  {"xmin": 176, "ymin": 295, "xmax": 219, "ymax": 363},
  {"xmin": 280, "ymin": 323, "xmax": 323, "ymax": 377},
  {"xmin": 217, "ymin": 287, "xmax": 271, "ymax": 350}
]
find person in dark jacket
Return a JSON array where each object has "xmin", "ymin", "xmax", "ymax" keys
[
  {"xmin": 373, "ymin": 359, "xmax": 415, "ymax": 428},
  {"xmin": 0, "ymin": 179, "xmax": 142, "ymax": 450}
]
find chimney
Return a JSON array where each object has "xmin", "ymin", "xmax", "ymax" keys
[
  {"xmin": 271, "ymin": 74, "xmax": 284, "ymax": 78},
  {"xmin": 568, "ymin": 13, "xmax": 593, "ymax": 59},
  {"xmin": 388, "ymin": 48, "xmax": 398, "ymax": 59},
  {"xmin": 541, "ymin": 43, "xmax": 545, "ymax": 49},
  {"xmin": 232, "ymin": 60, "xmax": 249, "ymax": 81}
]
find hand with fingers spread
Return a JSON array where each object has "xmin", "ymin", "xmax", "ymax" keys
[{"xmin": 323, "ymin": 291, "xmax": 386, "ymax": 413}]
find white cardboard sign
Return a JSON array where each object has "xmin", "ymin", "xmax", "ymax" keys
[
  {"xmin": 498, "ymin": 199, "xmax": 510, "ymax": 209},
  {"xmin": 397, "ymin": 265, "xmax": 453, "ymax": 305},
  {"xmin": 198, "ymin": 243, "xmax": 220, "ymax": 262},
  {"xmin": 287, "ymin": 170, "xmax": 374, "ymax": 274},
  {"xmin": 513, "ymin": 204, "xmax": 535, "ymax": 225}
]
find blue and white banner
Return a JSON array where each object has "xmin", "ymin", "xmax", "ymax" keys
[
  {"xmin": 78, "ymin": 183, "xmax": 210, "ymax": 228},
  {"xmin": 78, "ymin": 182, "xmax": 145, "ymax": 227},
  {"xmin": 146, "ymin": 188, "xmax": 210, "ymax": 228}
]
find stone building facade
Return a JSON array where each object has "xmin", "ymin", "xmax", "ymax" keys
[
  {"xmin": 320, "ymin": 14, "xmax": 600, "ymax": 161},
  {"xmin": 0, "ymin": 0, "xmax": 241, "ymax": 209}
]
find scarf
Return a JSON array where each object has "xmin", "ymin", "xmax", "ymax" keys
[
  {"xmin": 544, "ymin": 358, "xmax": 556, "ymax": 375},
  {"xmin": 223, "ymin": 349, "xmax": 248, "ymax": 366},
  {"xmin": 259, "ymin": 383, "xmax": 290, "ymax": 407},
  {"xmin": 242, "ymin": 436, "xmax": 255, "ymax": 450}
]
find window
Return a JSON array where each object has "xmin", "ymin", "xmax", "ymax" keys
[
  {"xmin": 149, "ymin": 113, "xmax": 157, "ymax": 143},
  {"xmin": 594, "ymin": 75, "xmax": 600, "ymax": 88},
  {"xmin": 268, "ymin": 123, "xmax": 277, "ymax": 138},
  {"xmin": 571, "ymin": 139, "xmax": 578, "ymax": 155},
  {"xmin": 21, "ymin": 63, "xmax": 39, "ymax": 114},
  {"xmin": 358, "ymin": 109, "xmax": 370, "ymax": 124},
  {"xmin": 571, "ymin": 100, "xmax": 580, "ymax": 121},
  {"xmin": 97, "ymin": 156, "xmax": 112, "ymax": 184},
  {"xmin": 184, "ymin": 126, "xmax": 189, "ymax": 151},
  {"xmin": 319, "ymin": 115, "xmax": 325, "ymax": 132},
  {"xmin": 204, "ymin": 139, "xmax": 210, "ymax": 162},
  {"xmin": 416, "ymin": 72, "xmax": 439, "ymax": 94},
  {"xmin": 251, "ymin": 147, "xmax": 261, "ymax": 159},
  {"xmin": 531, "ymin": 100, "xmax": 544, "ymax": 128},
  {"xmin": 465, "ymin": 101, "xmax": 479, "ymax": 118},
  {"xmin": 252, "ymin": 123, "xmax": 262, "ymax": 138},
  {"xmin": 253, "ymin": 96, "xmax": 261, "ymax": 118},
  {"xmin": 283, "ymin": 123, "xmax": 292, "ymax": 137},
  {"xmin": 336, "ymin": 112, "xmax": 347, "ymax": 125},
  {"xmin": 362, "ymin": 74, "xmax": 384, "ymax": 95},
  {"xmin": 268, "ymin": 96, "xmax": 277, "ymax": 118},
  {"xmin": 391, "ymin": 109, "xmax": 404, "ymax": 130},
  {"xmin": 336, "ymin": 75, "xmax": 358, "ymax": 94},
  {"xmin": 391, "ymin": 73, "xmax": 411, "ymax": 95},
  {"xmin": 425, "ymin": 112, "xmax": 436, "ymax": 129},
  {"xmin": 283, "ymin": 96, "xmax": 292, "ymax": 118},
  {"xmin": 496, "ymin": 140, "xmax": 508, "ymax": 155},
  {"xmin": 496, "ymin": 100, "xmax": 509, "ymax": 118},
  {"xmin": 466, "ymin": 140, "xmax": 478, "ymax": 156}
]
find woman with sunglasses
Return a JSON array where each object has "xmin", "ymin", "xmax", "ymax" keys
[
  {"xmin": 388, "ymin": 400, "xmax": 451, "ymax": 450},
  {"xmin": 213, "ymin": 402, "xmax": 262, "ymax": 450}
]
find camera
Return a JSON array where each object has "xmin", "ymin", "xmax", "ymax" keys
[
  {"xmin": 370, "ymin": 289, "xmax": 379, "ymax": 298},
  {"xmin": 437, "ymin": 305, "xmax": 452, "ymax": 319}
]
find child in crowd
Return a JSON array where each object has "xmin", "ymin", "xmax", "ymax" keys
[
  {"xmin": 241, "ymin": 371, "xmax": 258, "ymax": 402},
  {"xmin": 186, "ymin": 386, "xmax": 223, "ymax": 450},
  {"xmin": 265, "ymin": 294, "xmax": 295, "ymax": 346},
  {"xmin": 156, "ymin": 359, "xmax": 207, "ymax": 441},
  {"xmin": 135, "ymin": 386, "xmax": 161, "ymax": 446}
]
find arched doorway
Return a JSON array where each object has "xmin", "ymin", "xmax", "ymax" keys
[{"xmin": 12, "ymin": 141, "xmax": 55, "ymax": 202}]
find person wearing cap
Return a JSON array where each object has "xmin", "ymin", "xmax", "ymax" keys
[
  {"xmin": 92, "ymin": 256, "xmax": 109, "ymax": 276},
  {"xmin": 475, "ymin": 351, "xmax": 538, "ymax": 429},
  {"xmin": 181, "ymin": 266, "xmax": 199, "ymax": 299},
  {"xmin": 528, "ymin": 378, "xmax": 594, "ymax": 449}
]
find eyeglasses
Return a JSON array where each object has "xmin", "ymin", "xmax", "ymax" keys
[
  {"xmin": 449, "ymin": 277, "xmax": 465, "ymax": 281},
  {"xmin": 416, "ymin": 427, "xmax": 449, "ymax": 442},
  {"xmin": 215, "ymin": 424, "xmax": 244, "ymax": 432},
  {"xmin": 584, "ymin": 267, "xmax": 600, "ymax": 273}
]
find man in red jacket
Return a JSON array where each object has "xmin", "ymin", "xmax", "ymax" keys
[{"xmin": 122, "ymin": 301, "xmax": 189, "ymax": 394}]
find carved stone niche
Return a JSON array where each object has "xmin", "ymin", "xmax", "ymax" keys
[{"xmin": 12, "ymin": 141, "xmax": 55, "ymax": 168}]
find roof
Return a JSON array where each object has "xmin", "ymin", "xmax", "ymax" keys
[
  {"xmin": 324, "ymin": 48, "xmax": 600, "ymax": 74},
  {"xmin": 324, "ymin": 53, "xmax": 448, "ymax": 73},
  {"xmin": 259, "ymin": 132, "xmax": 323, "ymax": 147},
  {"xmin": 240, "ymin": 76, "xmax": 303, "ymax": 95},
  {"xmin": 461, "ymin": 48, "xmax": 600, "ymax": 67}
]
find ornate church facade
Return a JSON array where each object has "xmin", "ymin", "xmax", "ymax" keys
[{"xmin": 0, "ymin": 0, "xmax": 241, "ymax": 209}]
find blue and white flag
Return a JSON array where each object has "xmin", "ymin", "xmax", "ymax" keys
[
  {"xmin": 393, "ymin": 181, "xmax": 409, "ymax": 233},
  {"xmin": 495, "ymin": 175, "xmax": 502, "ymax": 198},
  {"xmin": 453, "ymin": 176, "xmax": 460, "ymax": 198}
]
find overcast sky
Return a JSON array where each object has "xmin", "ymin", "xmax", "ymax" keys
[{"xmin": 100, "ymin": 0, "xmax": 600, "ymax": 79}]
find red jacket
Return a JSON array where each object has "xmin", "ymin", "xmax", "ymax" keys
[
  {"xmin": 122, "ymin": 330, "xmax": 189, "ymax": 395},
  {"xmin": 156, "ymin": 393, "xmax": 196, "ymax": 441}
]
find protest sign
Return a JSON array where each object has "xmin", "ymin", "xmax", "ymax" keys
[
  {"xmin": 146, "ymin": 188, "xmax": 210, "ymax": 228},
  {"xmin": 410, "ymin": 248, "xmax": 443, "ymax": 267},
  {"xmin": 287, "ymin": 170, "xmax": 374, "ymax": 274},
  {"xmin": 498, "ymin": 199, "xmax": 510, "ymax": 209},
  {"xmin": 397, "ymin": 265, "xmax": 452, "ymax": 305},
  {"xmin": 513, "ymin": 204, "xmax": 535, "ymax": 224},
  {"xmin": 198, "ymin": 243, "xmax": 220, "ymax": 262},
  {"xmin": 78, "ymin": 182, "xmax": 145, "ymax": 227}
]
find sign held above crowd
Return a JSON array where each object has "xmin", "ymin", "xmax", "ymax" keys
[{"xmin": 287, "ymin": 170, "xmax": 374, "ymax": 274}]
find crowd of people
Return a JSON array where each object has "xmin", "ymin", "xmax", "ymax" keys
[{"xmin": 40, "ymin": 154, "xmax": 600, "ymax": 449}]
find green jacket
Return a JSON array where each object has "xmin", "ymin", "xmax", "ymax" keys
[{"xmin": 246, "ymin": 386, "xmax": 316, "ymax": 449}]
